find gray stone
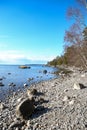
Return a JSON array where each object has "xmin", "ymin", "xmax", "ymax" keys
[
  {"xmin": 0, "ymin": 102, "xmax": 7, "ymax": 111},
  {"xmin": 8, "ymin": 120, "xmax": 25, "ymax": 129},
  {"xmin": 73, "ymin": 83, "xmax": 85, "ymax": 90},
  {"xmin": 16, "ymin": 98, "xmax": 35, "ymax": 120},
  {"xmin": 43, "ymin": 70, "xmax": 47, "ymax": 74},
  {"xmin": 27, "ymin": 88, "xmax": 37, "ymax": 95},
  {"xmin": 0, "ymin": 82, "xmax": 4, "ymax": 86}
]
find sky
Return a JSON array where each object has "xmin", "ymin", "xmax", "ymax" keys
[{"xmin": 0, "ymin": 0, "xmax": 77, "ymax": 64}]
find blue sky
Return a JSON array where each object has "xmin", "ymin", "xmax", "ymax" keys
[{"xmin": 0, "ymin": 0, "xmax": 77, "ymax": 64}]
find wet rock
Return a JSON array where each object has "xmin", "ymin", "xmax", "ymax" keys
[
  {"xmin": 43, "ymin": 70, "xmax": 47, "ymax": 74},
  {"xmin": 8, "ymin": 73, "xmax": 11, "ymax": 75},
  {"xmin": 0, "ymin": 82, "xmax": 4, "ymax": 86},
  {"xmin": 27, "ymin": 78, "xmax": 34, "ymax": 82},
  {"xmin": 16, "ymin": 98, "xmax": 35, "ymax": 120},
  {"xmin": 8, "ymin": 82, "xmax": 16, "ymax": 87},
  {"xmin": 0, "ymin": 77, "xmax": 3, "ymax": 80},
  {"xmin": 23, "ymin": 83, "xmax": 28, "ymax": 87}
]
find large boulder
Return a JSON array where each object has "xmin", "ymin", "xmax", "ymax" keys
[{"xmin": 16, "ymin": 98, "xmax": 35, "ymax": 120}]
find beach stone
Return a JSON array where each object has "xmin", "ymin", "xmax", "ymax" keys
[
  {"xmin": 26, "ymin": 120, "xmax": 31, "ymax": 127},
  {"xmin": 43, "ymin": 70, "xmax": 47, "ymax": 74},
  {"xmin": 81, "ymin": 74, "xmax": 85, "ymax": 77},
  {"xmin": 8, "ymin": 72, "xmax": 11, "ymax": 75},
  {"xmin": 64, "ymin": 89, "xmax": 68, "ymax": 92},
  {"xmin": 27, "ymin": 89, "xmax": 36, "ymax": 102},
  {"xmin": 23, "ymin": 83, "xmax": 28, "ymax": 87},
  {"xmin": 8, "ymin": 120, "xmax": 25, "ymax": 129},
  {"xmin": 27, "ymin": 88, "xmax": 37, "ymax": 96},
  {"xmin": 8, "ymin": 82, "xmax": 16, "ymax": 87},
  {"xmin": 69, "ymin": 100, "xmax": 74, "ymax": 105},
  {"xmin": 0, "ymin": 102, "xmax": 6, "ymax": 111},
  {"xmin": 16, "ymin": 98, "xmax": 35, "ymax": 120},
  {"xmin": 0, "ymin": 78, "xmax": 3, "ymax": 80},
  {"xmin": 39, "ymin": 97, "xmax": 45, "ymax": 103},
  {"xmin": 0, "ymin": 82, "xmax": 4, "ymax": 86},
  {"xmin": 27, "ymin": 78, "xmax": 34, "ymax": 82},
  {"xmin": 33, "ymin": 123, "xmax": 39, "ymax": 130},
  {"xmin": 63, "ymin": 96, "xmax": 70, "ymax": 102},
  {"xmin": 17, "ymin": 97, "xmax": 23, "ymax": 103},
  {"xmin": 73, "ymin": 83, "xmax": 85, "ymax": 90}
]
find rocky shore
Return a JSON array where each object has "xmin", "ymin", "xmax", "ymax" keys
[{"xmin": 0, "ymin": 67, "xmax": 87, "ymax": 130}]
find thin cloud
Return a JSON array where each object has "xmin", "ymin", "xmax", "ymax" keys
[
  {"xmin": 26, "ymin": 55, "xmax": 56, "ymax": 62},
  {"xmin": 0, "ymin": 50, "xmax": 56, "ymax": 64},
  {"xmin": 0, "ymin": 50, "xmax": 25, "ymax": 63}
]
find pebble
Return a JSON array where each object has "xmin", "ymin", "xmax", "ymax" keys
[{"xmin": 0, "ymin": 69, "xmax": 87, "ymax": 130}]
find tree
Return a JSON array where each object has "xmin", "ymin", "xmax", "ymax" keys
[{"xmin": 64, "ymin": 0, "xmax": 87, "ymax": 68}]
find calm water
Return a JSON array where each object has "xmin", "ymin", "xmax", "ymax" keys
[{"xmin": 0, "ymin": 64, "xmax": 58, "ymax": 100}]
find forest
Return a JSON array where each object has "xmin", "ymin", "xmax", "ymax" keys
[{"xmin": 48, "ymin": 0, "xmax": 87, "ymax": 69}]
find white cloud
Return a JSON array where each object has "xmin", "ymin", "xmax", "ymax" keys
[
  {"xmin": 0, "ymin": 50, "xmax": 25, "ymax": 63},
  {"xmin": 26, "ymin": 55, "xmax": 55, "ymax": 62},
  {"xmin": 0, "ymin": 50, "xmax": 55, "ymax": 64}
]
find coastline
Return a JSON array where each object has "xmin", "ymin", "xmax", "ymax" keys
[
  {"xmin": 0, "ymin": 64, "xmax": 57, "ymax": 101},
  {"xmin": 0, "ymin": 68, "xmax": 87, "ymax": 129}
]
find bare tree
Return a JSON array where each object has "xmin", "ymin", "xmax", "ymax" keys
[{"xmin": 64, "ymin": 0, "xmax": 87, "ymax": 68}]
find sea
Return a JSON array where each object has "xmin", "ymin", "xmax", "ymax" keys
[{"xmin": 0, "ymin": 64, "xmax": 58, "ymax": 101}]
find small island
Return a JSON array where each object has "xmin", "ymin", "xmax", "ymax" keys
[{"xmin": 19, "ymin": 65, "xmax": 31, "ymax": 69}]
